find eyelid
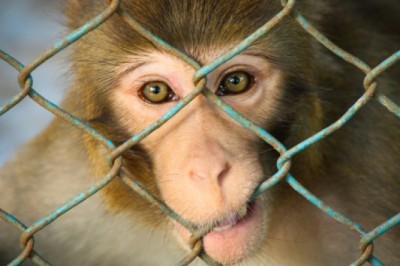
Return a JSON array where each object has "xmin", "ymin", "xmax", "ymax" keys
[
  {"xmin": 214, "ymin": 65, "xmax": 257, "ymax": 91},
  {"xmin": 130, "ymin": 75, "xmax": 175, "ymax": 96},
  {"xmin": 136, "ymin": 78, "xmax": 181, "ymax": 105},
  {"xmin": 215, "ymin": 70, "xmax": 255, "ymax": 97},
  {"xmin": 132, "ymin": 75, "xmax": 171, "ymax": 88}
]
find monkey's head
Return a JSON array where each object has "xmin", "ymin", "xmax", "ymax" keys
[{"xmin": 65, "ymin": 0, "xmax": 322, "ymax": 264}]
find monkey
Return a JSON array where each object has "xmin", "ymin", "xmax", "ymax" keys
[{"xmin": 0, "ymin": 0, "xmax": 399, "ymax": 265}]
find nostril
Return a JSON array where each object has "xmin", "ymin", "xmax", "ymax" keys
[{"xmin": 217, "ymin": 163, "xmax": 230, "ymax": 187}]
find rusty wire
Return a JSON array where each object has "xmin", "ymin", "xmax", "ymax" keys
[{"xmin": 0, "ymin": 0, "xmax": 399, "ymax": 265}]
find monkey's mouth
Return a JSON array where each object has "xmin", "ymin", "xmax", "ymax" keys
[
  {"xmin": 200, "ymin": 198, "xmax": 263, "ymax": 263},
  {"xmin": 173, "ymin": 198, "xmax": 263, "ymax": 263},
  {"xmin": 211, "ymin": 199, "xmax": 256, "ymax": 232}
]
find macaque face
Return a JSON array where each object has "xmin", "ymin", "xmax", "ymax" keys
[{"xmin": 112, "ymin": 50, "xmax": 284, "ymax": 263}]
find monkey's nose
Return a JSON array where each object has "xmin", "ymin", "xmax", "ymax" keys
[
  {"xmin": 188, "ymin": 159, "xmax": 230, "ymax": 186},
  {"xmin": 185, "ymin": 138, "xmax": 231, "ymax": 188},
  {"xmin": 186, "ymin": 156, "xmax": 230, "ymax": 208}
]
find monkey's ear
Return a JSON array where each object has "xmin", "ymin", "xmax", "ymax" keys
[{"xmin": 63, "ymin": 0, "xmax": 102, "ymax": 30}]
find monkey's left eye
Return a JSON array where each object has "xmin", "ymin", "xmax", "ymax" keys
[
  {"xmin": 216, "ymin": 71, "xmax": 253, "ymax": 96},
  {"xmin": 139, "ymin": 81, "xmax": 177, "ymax": 104}
]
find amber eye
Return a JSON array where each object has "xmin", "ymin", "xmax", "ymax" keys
[
  {"xmin": 216, "ymin": 71, "xmax": 253, "ymax": 96},
  {"xmin": 140, "ymin": 82, "xmax": 174, "ymax": 104}
]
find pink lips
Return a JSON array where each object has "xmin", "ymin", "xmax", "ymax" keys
[
  {"xmin": 212, "ymin": 212, "xmax": 242, "ymax": 232},
  {"xmin": 212, "ymin": 200, "xmax": 256, "ymax": 232},
  {"xmin": 201, "ymin": 199, "xmax": 262, "ymax": 263},
  {"xmin": 174, "ymin": 199, "xmax": 262, "ymax": 264}
]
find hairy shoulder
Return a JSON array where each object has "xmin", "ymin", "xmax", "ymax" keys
[{"xmin": 0, "ymin": 119, "xmax": 92, "ymax": 218}]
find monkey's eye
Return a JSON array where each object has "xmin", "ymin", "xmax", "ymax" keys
[
  {"xmin": 216, "ymin": 71, "xmax": 253, "ymax": 96},
  {"xmin": 139, "ymin": 82, "xmax": 176, "ymax": 104}
]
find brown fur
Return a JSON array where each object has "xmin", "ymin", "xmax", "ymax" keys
[{"xmin": 1, "ymin": 0, "xmax": 399, "ymax": 265}]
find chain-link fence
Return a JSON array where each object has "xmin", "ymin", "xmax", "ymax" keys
[{"xmin": 0, "ymin": 0, "xmax": 399, "ymax": 265}]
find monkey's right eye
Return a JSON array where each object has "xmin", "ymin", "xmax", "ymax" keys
[{"xmin": 139, "ymin": 82, "xmax": 176, "ymax": 104}]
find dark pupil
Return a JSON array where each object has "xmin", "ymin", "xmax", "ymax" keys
[
  {"xmin": 150, "ymin": 85, "xmax": 161, "ymax": 94},
  {"xmin": 228, "ymin": 76, "xmax": 241, "ymax": 85}
]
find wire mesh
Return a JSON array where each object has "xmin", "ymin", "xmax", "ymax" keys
[{"xmin": 0, "ymin": 0, "xmax": 399, "ymax": 265}]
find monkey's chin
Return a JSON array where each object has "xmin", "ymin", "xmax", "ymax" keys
[{"xmin": 175, "ymin": 199, "xmax": 265, "ymax": 265}]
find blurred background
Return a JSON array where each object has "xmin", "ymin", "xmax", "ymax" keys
[{"xmin": 0, "ymin": 0, "xmax": 67, "ymax": 165}]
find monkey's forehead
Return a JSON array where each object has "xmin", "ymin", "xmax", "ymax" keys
[{"xmin": 66, "ymin": 0, "xmax": 286, "ymax": 59}]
